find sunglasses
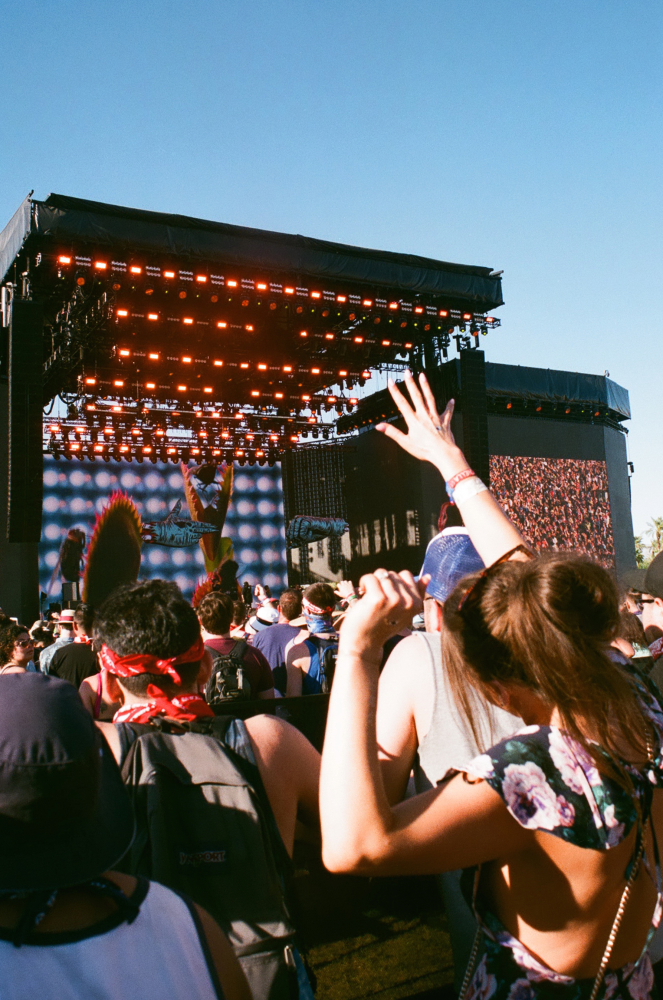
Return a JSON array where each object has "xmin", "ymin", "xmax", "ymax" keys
[
  {"xmin": 641, "ymin": 599, "xmax": 656, "ymax": 605},
  {"xmin": 457, "ymin": 543, "xmax": 536, "ymax": 615},
  {"xmin": 15, "ymin": 639, "xmax": 34, "ymax": 648}
]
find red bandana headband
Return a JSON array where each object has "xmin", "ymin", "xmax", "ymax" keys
[
  {"xmin": 302, "ymin": 596, "xmax": 335, "ymax": 616},
  {"xmin": 99, "ymin": 635, "xmax": 206, "ymax": 686}
]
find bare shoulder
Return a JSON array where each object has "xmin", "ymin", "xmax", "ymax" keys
[
  {"xmin": 244, "ymin": 712, "xmax": 319, "ymax": 762},
  {"xmin": 378, "ymin": 632, "xmax": 436, "ymax": 738},
  {"xmin": 96, "ymin": 720, "xmax": 122, "ymax": 763},
  {"xmin": 286, "ymin": 638, "xmax": 309, "ymax": 664}
]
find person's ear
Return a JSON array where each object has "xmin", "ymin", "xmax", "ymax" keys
[
  {"xmin": 197, "ymin": 649, "xmax": 214, "ymax": 689},
  {"xmin": 106, "ymin": 672, "xmax": 125, "ymax": 705}
]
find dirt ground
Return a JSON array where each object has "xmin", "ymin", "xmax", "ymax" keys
[{"xmin": 293, "ymin": 843, "xmax": 455, "ymax": 1000}]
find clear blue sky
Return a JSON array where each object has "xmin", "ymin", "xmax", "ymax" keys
[{"xmin": 2, "ymin": 1, "xmax": 661, "ymax": 539}]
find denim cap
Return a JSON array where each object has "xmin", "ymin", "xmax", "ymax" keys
[{"xmin": 420, "ymin": 528, "xmax": 485, "ymax": 604}]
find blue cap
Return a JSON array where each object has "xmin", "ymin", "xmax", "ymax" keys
[{"xmin": 420, "ymin": 529, "xmax": 485, "ymax": 604}]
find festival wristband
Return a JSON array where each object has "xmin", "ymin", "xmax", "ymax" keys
[
  {"xmin": 451, "ymin": 476, "xmax": 489, "ymax": 504},
  {"xmin": 445, "ymin": 468, "xmax": 475, "ymax": 494}
]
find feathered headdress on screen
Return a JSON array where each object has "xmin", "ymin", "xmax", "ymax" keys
[{"xmin": 82, "ymin": 491, "xmax": 143, "ymax": 607}]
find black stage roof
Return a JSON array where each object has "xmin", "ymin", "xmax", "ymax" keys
[{"xmin": 0, "ymin": 193, "xmax": 504, "ymax": 310}]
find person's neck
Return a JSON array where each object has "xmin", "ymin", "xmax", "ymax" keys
[
  {"xmin": 117, "ymin": 685, "xmax": 199, "ymax": 708},
  {"xmin": 492, "ymin": 683, "xmax": 560, "ymax": 728},
  {"xmin": 200, "ymin": 627, "xmax": 231, "ymax": 642}
]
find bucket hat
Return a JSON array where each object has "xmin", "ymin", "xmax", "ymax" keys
[
  {"xmin": 245, "ymin": 604, "xmax": 280, "ymax": 634},
  {"xmin": 420, "ymin": 528, "xmax": 485, "ymax": 604},
  {"xmin": 0, "ymin": 673, "xmax": 134, "ymax": 891}
]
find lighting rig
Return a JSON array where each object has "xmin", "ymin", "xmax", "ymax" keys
[
  {"xmin": 37, "ymin": 253, "xmax": 500, "ymax": 463},
  {"xmin": 0, "ymin": 194, "xmax": 503, "ymax": 466}
]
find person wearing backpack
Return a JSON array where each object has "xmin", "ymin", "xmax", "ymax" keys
[
  {"xmin": 0, "ymin": 672, "xmax": 250, "ymax": 1000},
  {"xmin": 94, "ymin": 580, "xmax": 319, "ymax": 1000},
  {"xmin": 197, "ymin": 592, "xmax": 275, "ymax": 705},
  {"xmin": 285, "ymin": 584, "xmax": 338, "ymax": 697}
]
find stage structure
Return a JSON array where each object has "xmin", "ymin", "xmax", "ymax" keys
[
  {"xmin": 287, "ymin": 361, "xmax": 635, "ymax": 583},
  {"xmin": 0, "ymin": 193, "xmax": 503, "ymax": 620}
]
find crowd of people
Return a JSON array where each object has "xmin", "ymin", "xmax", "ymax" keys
[
  {"xmin": 489, "ymin": 455, "xmax": 616, "ymax": 562},
  {"xmin": 2, "ymin": 372, "xmax": 663, "ymax": 999}
]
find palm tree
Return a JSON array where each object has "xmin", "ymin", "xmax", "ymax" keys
[{"xmin": 647, "ymin": 517, "xmax": 663, "ymax": 560}]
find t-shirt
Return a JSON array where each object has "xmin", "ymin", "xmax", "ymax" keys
[
  {"xmin": 204, "ymin": 637, "xmax": 274, "ymax": 696},
  {"xmin": 251, "ymin": 622, "xmax": 303, "ymax": 695},
  {"xmin": 49, "ymin": 642, "xmax": 99, "ymax": 689}
]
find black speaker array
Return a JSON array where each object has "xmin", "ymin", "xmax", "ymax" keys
[
  {"xmin": 459, "ymin": 348, "xmax": 490, "ymax": 487},
  {"xmin": 8, "ymin": 299, "xmax": 44, "ymax": 542}
]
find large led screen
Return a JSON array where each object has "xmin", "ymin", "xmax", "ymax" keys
[
  {"xmin": 489, "ymin": 456, "xmax": 615, "ymax": 566},
  {"xmin": 40, "ymin": 457, "xmax": 288, "ymax": 602}
]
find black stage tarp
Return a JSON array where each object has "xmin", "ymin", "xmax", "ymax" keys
[{"xmin": 0, "ymin": 193, "xmax": 504, "ymax": 309}]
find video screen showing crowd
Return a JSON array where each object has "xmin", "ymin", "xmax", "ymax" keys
[{"xmin": 3, "ymin": 377, "xmax": 663, "ymax": 1000}]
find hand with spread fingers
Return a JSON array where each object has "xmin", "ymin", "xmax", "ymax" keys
[
  {"xmin": 375, "ymin": 371, "xmax": 467, "ymax": 482},
  {"xmin": 338, "ymin": 569, "xmax": 427, "ymax": 655}
]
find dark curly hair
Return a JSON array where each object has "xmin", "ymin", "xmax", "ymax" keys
[
  {"xmin": 0, "ymin": 624, "xmax": 31, "ymax": 666},
  {"xmin": 94, "ymin": 579, "xmax": 201, "ymax": 696}
]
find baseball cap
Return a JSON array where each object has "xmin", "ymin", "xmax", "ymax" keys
[
  {"xmin": 420, "ymin": 528, "xmax": 485, "ymax": 604},
  {"xmin": 644, "ymin": 552, "xmax": 663, "ymax": 600},
  {"xmin": 621, "ymin": 568, "xmax": 647, "ymax": 594}
]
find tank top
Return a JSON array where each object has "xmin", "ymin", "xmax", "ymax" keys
[
  {"xmin": 0, "ymin": 878, "xmax": 225, "ymax": 1000},
  {"xmin": 301, "ymin": 635, "xmax": 337, "ymax": 695},
  {"xmin": 412, "ymin": 631, "xmax": 521, "ymax": 792}
]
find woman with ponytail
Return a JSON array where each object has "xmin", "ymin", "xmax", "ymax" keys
[{"xmin": 320, "ymin": 372, "xmax": 663, "ymax": 1000}]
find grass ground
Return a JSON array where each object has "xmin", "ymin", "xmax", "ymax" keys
[{"xmin": 293, "ymin": 843, "xmax": 455, "ymax": 1000}]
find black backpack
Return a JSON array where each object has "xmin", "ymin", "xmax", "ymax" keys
[
  {"xmin": 205, "ymin": 639, "xmax": 253, "ymax": 705},
  {"xmin": 118, "ymin": 715, "xmax": 311, "ymax": 1000},
  {"xmin": 308, "ymin": 635, "xmax": 338, "ymax": 694}
]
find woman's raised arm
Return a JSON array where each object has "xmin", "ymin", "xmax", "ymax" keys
[
  {"xmin": 319, "ymin": 569, "xmax": 528, "ymax": 876},
  {"xmin": 376, "ymin": 371, "xmax": 526, "ymax": 567}
]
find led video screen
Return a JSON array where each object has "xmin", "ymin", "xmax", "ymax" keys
[
  {"xmin": 489, "ymin": 456, "xmax": 615, "ymax": 566},
  {"xmin": 40, "ymin": 457, "xmax": 288, "ymax": 602}
]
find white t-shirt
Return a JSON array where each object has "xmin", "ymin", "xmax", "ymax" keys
[{"xmin": 0, "ymin": 879, "xmax": 224, "ymax": 1000}]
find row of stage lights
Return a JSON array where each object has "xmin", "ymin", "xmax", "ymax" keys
[
  {"xmin": 80, "ymin": 366, "xmax": 368, "ymax": 403},
  {"xmin": 112, "ymin": 310, "xmax": 419, "ymax": 353},
  {"xmin": 46, "ymin": 440, "xmax": 283, "ymax": 466},
  {"xmin": 75, "ymin": 391, "xmax": 360, "ymax": 418},
  {"xmin": 53, "ymin": 253, "xmax": 500, "ymax": 333}
]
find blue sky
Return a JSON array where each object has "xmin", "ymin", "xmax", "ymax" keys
[{"xmin": 2, "ymin": 1, "xmax": 661, "ymax": 538}]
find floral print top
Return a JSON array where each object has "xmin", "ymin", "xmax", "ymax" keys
[{"xmin": 460, "ymin": 671, "xmax": 663, "ymax": 1000}]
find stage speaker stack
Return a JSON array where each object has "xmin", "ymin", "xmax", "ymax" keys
[
  {"xmin": 459, "ymin": 349, "xmax": 490, "ymax": 486},
  {"xmin": 8, "ymin": 299, "xmax": 44, "ymax": 543}
]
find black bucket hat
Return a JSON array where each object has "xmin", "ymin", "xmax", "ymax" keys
[{"xmin": 0, "ymin": 673, "xmax": 134, "ymax": 892}]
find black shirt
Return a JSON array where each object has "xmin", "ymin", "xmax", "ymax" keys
[{"xmin": 50, "ymin": 642, "xmax": 99, "ymax": 688}]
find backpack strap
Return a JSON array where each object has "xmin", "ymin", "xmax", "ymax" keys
[{"xmin": 228, "ymin": 639, "xmax": 248, "ymax": 664}]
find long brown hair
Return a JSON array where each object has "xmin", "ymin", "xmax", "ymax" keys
[{"xmin": 442, "ymin": 553, "xmax": 652, "ymax": 783}]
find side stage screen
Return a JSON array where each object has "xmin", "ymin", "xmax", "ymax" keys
[
  {"xmin": 40, "ymin": 457, "xmax": 288, "ymax": 601},
  {"xmin": 489, "ymin": 456, "xmax": 615, "ymax": 566}
]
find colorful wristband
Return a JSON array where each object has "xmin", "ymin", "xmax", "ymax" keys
[
  {"xmin": 445, "ymin": 468, "xmax": 475, "ymax": 494},
  {"xmin": 451, "ymin": 476, "xmax": 489, "ymax": 504}
]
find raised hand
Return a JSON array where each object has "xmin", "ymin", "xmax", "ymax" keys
[
  {"xmin": 375, "ymin": 371, "xmax": 467, "ymax": 481},
  {"xmin": 335, "ymin": 579, "xmax": 357, "ymax": 601},
  {"xmin": 338, "ymin": 569, "xmax": 427, "ymax": 654}
]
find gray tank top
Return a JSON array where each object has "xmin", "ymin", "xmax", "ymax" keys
[{"xmin": 413, "ymin": 631, "xmax": 522, "ymax": 792}]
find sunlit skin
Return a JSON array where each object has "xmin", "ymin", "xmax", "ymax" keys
[
  {"xmin": 1, "ymin": 633, "xmax": 34, "ymax": 673},
  {"xmin": 319, "ymin": 371, "xmax": 663, "ymax": 980}
]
